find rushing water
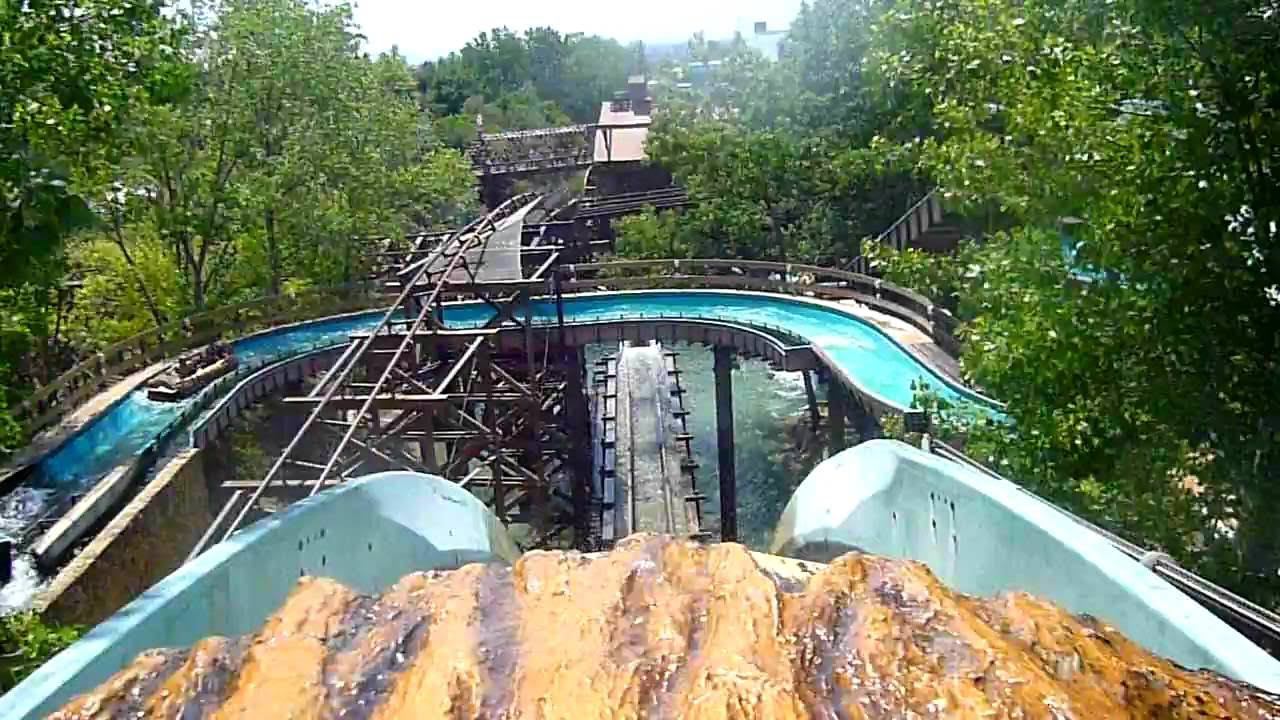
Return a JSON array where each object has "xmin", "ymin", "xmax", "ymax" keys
[
  {"xmin": 659, "ymin": 342, "xmax": 827, "ymax": 548},
  {"xmin": 586, "ymin": 341, "xmax": 827, "ymax": 549}
]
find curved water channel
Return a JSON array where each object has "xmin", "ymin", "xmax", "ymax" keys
[{"xmin": 0, "ymin": 290, "xmax": 992, "ymax": 610}]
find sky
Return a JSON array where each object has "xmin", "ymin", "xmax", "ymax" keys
[{"xmin": 351, "ymin": 0, "xmax": 805, "ymax": 62}]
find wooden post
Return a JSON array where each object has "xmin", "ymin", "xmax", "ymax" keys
[
  {"xmin": 828, "ymin": 379, "xmax": 847, "ymax": 457},
  {"xmin": 714, "ymin": 346, "xmax": 737, "ymax": 542},
  {"xmin": 802, "ymin": 371, "xmax": 821, "ymax": 431},
  {"xmin": 524, "ymin": 303, "xmax": 549, "ymax": 534},
  {"xmin": 480, "ymin": 343, "xmax": 504, "ymax": 522},
  {"xmin": 565, "ymin": 346, "xmax": 592, "ymax": 547},
  {"xmin": 0, "ymin": 537, "xmax": 11, "ymax": 585},
  {"xmin": 417, "ymin": 410, "xmax": 438, "ymax": 474},
  {"xmin": 848, "ymin": 394, "xmax": 881, "ymax": 445}
]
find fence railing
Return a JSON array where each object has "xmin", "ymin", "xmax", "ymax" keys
[
  {"xmin": 847, "ymin": 189, "xmax": 945, "ymax": 272},
  {"xmin": 16, "ymin": 254, "xmax": 966, "ymax": 440},
  {"xmin": 15, "ymin": 282, "xmax": 392, "ymax": 438},
  {"xmin": 563, "ymin": 258, "xmax": 962, "ymax": 359}
]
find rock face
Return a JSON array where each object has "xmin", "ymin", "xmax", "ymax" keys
[{"xmin": 52, "ymin": 534, "xmax": 1280, "ymax": 719}]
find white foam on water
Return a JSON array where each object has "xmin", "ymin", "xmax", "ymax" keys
[{"xmin": 0, "ymin": 552, "xmax": 45, "ymax": 614}]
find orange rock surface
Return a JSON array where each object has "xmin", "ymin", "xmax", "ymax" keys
[{"xmin": 52, "ymin": 535, "xmax": 1280, "ymax": 719}]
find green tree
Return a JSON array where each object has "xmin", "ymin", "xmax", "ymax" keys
[
  {"xmin": 418, "ymin": 29, "xmax": 629, "ymax": 125},
  {"xmin": 0, "ymin": 613, "xmax": 81, "ymax": 692},
  {"xmin": 0, "ymin": 0, "xmax": 176, "ymax": 450},
  {"xmin": 615, "ymin": 209, "xmax": 692, "ymax": 259},
  {"xmin": 870, "ymin": 0, "xmax": 1280, "ymax": 606},
  {"xmin": 103, "ymin": 0, "xmax": 474, "ymax": 312}
]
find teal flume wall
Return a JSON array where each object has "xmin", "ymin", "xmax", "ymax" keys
[
  {"xmin": 0, "ymin": 472, "xmax": 517, "ymax": 719},
  {"xmin": 772, "ymin": 440, "xmax": 1280, "ymax": 692}
]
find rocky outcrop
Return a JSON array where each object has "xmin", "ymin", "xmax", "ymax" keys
[{"xmin": 52, "ymin": 534, "xmax": 1280, "ymax": 719}]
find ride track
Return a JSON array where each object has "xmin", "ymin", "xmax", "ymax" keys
[
  {"xmin": 7, "ymin": 195, "xmax": 1280, "ymax": 694},
  {"xmin": 0, "ymin": 241, "xmax": 987, "ymax": 605},
  {"xmin": 5, "ymin": 237, "xmax": 1280, "ymax": 649},
  {"xmin": 8, "ymin": 213, "xmax": 1280, "ymax": 718}
]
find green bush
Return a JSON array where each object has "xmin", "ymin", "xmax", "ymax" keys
[{"xmin": 0, "ymin": 612, "xmax": 82, "ymax": 693}]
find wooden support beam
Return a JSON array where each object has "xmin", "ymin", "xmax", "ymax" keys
[
  {"xmin": 829, "ymin": 379, "xmax": 848, "ymax": 456},
  {"xmin": 283, "ymin": 393, "xmax": 526, "ymax": 409},
  {"xmin": 315, "ymin": 420, "xmax": 433, "ymax": 478},
  {"xmin": 417, "ymin": 409, "xmax": 439, "ymax": 473},
  {"xmin": 714, "ymin": 346, "xmax": 737, "ymax": 542},
  {"xmin": 565, "ymin": 346, "xmax": 592, "ymax": 546},
  {"xmin": 350, "ymin": 327, "xmax": 500, "ymax": 344},
  {"xmin": 802, "ymin": 370, "xmax": 821, "ymax": 431},
  {"xmin": 433, "ymin": 337, "xmax": 485, "ymax": 393},
  {"xmin": 527, "ymin": 250, "xmax": 561, "ymax": 281},
  {"xmin": 222, "ymin": 478, "xmax": 343, "ymax": 491}
]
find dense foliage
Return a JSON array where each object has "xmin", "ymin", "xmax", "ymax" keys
[
  {"xmin": 623, "ymin": 0, "xmax": 1280, "ymax": 609},
  {"xmin": 0, "ymin": 0, "xmax": 179, "ymax": 450},
  {"xmin": 2, "ymin": 0, "xmax": 1278, "ymax": 623},
  {"xmin": 874, "ymin": 0, "xmax": 1280, "ymax": 606},
  {"xmin": 0, "ymin": 0, "xmax": 476, "ymax": 455},
  {"xmin": 0, "ymin": 612, "xmax": 81, "ymax": 691},
  {"xmin": 626, "ymin": 0, "xmax": 927, "ymax": 265},
  {"xmin": 417, "ymin": 28, "xmax": 635, "ymax": 145}
]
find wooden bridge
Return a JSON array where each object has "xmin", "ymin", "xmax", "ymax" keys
[{"xmin": 467, "ymin": 120, "xmax": 653, "ymax": 178}]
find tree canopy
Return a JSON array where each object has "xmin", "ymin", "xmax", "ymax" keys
[
  {"xmin": 0, "ymin": 0, "xmax": 180, "ymax": 449},
  {"xmin": 0, "ymin": 0, "xmax": 475, "ymax": 455},
  {"xmin": 873, "ymin": 0, "xmax": 1280, "ymax": 606},
  {"xmin": 4, "ymin": 0, "xmax": 1280, "ymax": 616},
  {"xmin": 416, "ymin": 27, "xmax": 636, "ymax": 145},
  {"xmin": 627, "ymin": 0, "xmax": 929, "ymax": 266},
  {"xmin": 619, "ymin": 0, "xmax": 1280, "ymax": 609}
]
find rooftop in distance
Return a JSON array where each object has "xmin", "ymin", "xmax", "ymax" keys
[{"xmin": 595, "ymin": 75, "xmax": 653, "ymax": 163}]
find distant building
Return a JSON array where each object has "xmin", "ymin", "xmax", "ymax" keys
[
  {"xmin": 590, "ymin": 75, "xmax": 672, "ymax": 195},
  {"xmin": 594, "ymin": 76, "xmax": 652, "ymax": 164},
  {"xmin": 686, "ymin": 59, "xmax": 723, "ymax": 85},
  {"xmin": 743, "ymin": 20, "xmax": 787, "ymax": 62}
]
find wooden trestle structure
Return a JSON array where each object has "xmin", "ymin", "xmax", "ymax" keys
[{"xmin": 211, "ymin": 195, "xmax": 597, "ymax": 548}]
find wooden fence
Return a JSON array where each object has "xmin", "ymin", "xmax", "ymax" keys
[
  {"xmin": 16, "ymin": 257, "xmax": 964, "ymax": 438},
  {"xmin": 16, "ymin": 282, "xmax": 390, "ymax": 437}
]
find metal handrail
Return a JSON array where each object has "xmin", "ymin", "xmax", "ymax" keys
[{"xmin": 876, "ymin": 188, "xmax": 939, "ymax": 246}]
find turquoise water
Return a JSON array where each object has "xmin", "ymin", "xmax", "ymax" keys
[
  {"xmin": 515, "ymin": 293, "xmax": 982, "ymax": 406},
  {"xmin": 1, "ymin": 290, "xmax": 988, "ymax": 609}
]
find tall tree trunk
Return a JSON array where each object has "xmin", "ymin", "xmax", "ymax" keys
[
  {"xmin": 110, "ymin": 204, "xmax": 167, "ymax": 328},
  {"xmin": 191, "ymin": 271, "xmax": 206, "ymax": 312},
  {"xmin": 769, "ymin": 208, "xmax": 786, "ymax": 264},
  {"xmin": 40, "ymin": 285, "xmax": 70, "ymax": 383}
]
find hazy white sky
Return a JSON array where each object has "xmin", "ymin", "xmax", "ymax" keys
[{"xmin": 352, "ymin": 0, "xmax": 804, "ymax": 62}]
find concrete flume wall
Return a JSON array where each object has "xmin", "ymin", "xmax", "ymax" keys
[{"xmin": 0, "ymin": 472, "xmax": 518, "ymax": 720}]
